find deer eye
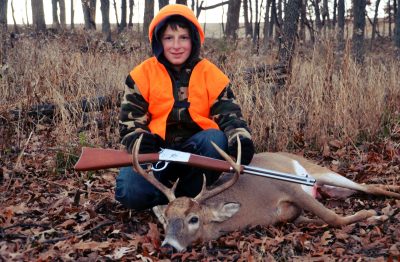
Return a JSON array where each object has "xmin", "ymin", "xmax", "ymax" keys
[{"xmin": 188, "ymin": 216, "xmax": 199, "ymax": 224}]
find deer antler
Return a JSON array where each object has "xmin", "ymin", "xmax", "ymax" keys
[
  {"xmin": 195, "ymin": 136, "xmax": 242, "ymax": 203},
  {"xmin": 131, "ymin": 134, "xmax": 177, "ymax": 202}
]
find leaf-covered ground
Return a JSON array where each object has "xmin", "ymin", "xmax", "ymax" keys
[{"xmin": 1, "ymin": 123, "xmax": 399, "ymax": 261}]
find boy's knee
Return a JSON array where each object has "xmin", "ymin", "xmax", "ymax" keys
[
  {"xmin": 115, "ymin": 174, "xmax": 144, "ymax": 210},
  {"xmin": 115, "ymin": 167, "xmax": 167, "ymax": 210}
]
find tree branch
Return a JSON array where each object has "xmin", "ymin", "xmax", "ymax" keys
[{"xmin": 199, "ymin": 0, "xmax": 230, "ymax": 10}]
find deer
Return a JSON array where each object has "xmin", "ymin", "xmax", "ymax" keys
[{"xmin": 130, "ymin": 135, "xmax": 400, "ymax": 252}]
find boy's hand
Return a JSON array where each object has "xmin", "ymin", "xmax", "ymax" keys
[{"xmin": 228, "ymin": 136, "xmax": 255, "ymax": 165}]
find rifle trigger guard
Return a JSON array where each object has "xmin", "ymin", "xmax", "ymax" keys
[{"xmin": 151, "ymin": 161, "xmax": 169, "ymax": 172}]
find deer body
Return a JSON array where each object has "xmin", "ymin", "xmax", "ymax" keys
[{"xmin": 131, "ymin": 137, "xmax": 400, "ymax": 252}]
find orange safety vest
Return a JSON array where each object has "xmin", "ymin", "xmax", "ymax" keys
[{"xmin": 129, "ymin": 57, "xmax": 230, "ymax": 140}]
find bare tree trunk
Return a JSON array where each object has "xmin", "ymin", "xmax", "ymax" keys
[
  {"xmin": 113, "ymin": 0, "xmax": 119, "ymax": 28},
  {"xmin": 274, "ymin": 0, "xmax": 282, "ymax": 41},
  {"xmin": 0, "ymin": 0, "xmax": 8, "ymax": 26},
  {"xmin": 52, "ymin": 0, "xmax": 60, "ymax": 29},
  {"xmin": 312, "ymin": 0, "xmax": 322, "ymax": 31},
  {"xmin": 306, "ymin": 4, "xmax": 316, "ymax": 42},
  {"xmin": 11, "ymin": 0, "xmax": 19, "ymax": 33},
  {"xmin": 1, "ymin": 29, "xmax": 6, "ymax": 66},
  {"xmin": 32, "ymin": 0, "xmax": 46, "ymax": 32},
  {"xmin": 176, "ymin": 0, "xmax": 187, "ymax": 5},
  {"xmin": 249, "ymin": 0, "xmax": 253, "ymax": 37},
  {"xmin": 71, "ymin": 0, "xmax": 75, "ymax": 29},
  {"xmin": 101, "ymin": 0, "xmax": 112, "ymax": 41},
  {"xmin": 58, "ymin": 0, "xmax": 66, "ymax": 28},
  {"xmin": 333, "ymin": 0, "xmax": 337, "ymax": 27},
  {"xmin": 159, "ymin": 0, "xmax": 169, "ymax": 9},
  {"xmin": 352, "ymin": 0, "xmax": 366, "ymax": 63},
  {"xmin": 389, "ymin": 0, "xmax": 392, "ymax": 37},
  {"xmin": 337, "ymin": 0, "xmax": 344, "ymax": 47},
  {"xmin": 253, "ymin": 0, "xmax": 260, "ymax": 45},
  {"xmin": 128, "ymin": 0, "xmax": 134, "ymax": 27},
  {"xmin": 89, "ymin": 0, "xmax": 97, "ymax": 25},
  {"xmin": 322, "ymin": 0, "xmax": 329, "ymax": 28},
  {"xmin": 225, "ymin": 0, "xmax": 241, "ymax": 39},
  {"xmin": 277, "ymin": 0, "xmax": 282, "ymax": 25},
  {"xmin": 278, "ymin": 0, "xmax": 301, "ymax": 68},
  {"xmin": 243, "ymin": 0, "xmax": 253, "ymax": 37},
  {"xmin": 263, "ymin": 0, "xmax": 271, "ymax": 45},
  {"xmin": 371, "ymin": 0, "xmax": 381, "ymax": 45},
  {"xmin": 395, "ymin": 0, "xmax": 400, "ymax": 48},
  {"xmin": 394, "ymin": 0, "xmax": 398, "ymax": 38},
  {"xmin": 0, "ymin": 0, "xmax": 7, "ymax": 65},
  {"xmin": 143, "ymin": 0, "xmax": 154, "ymax": 40},
  {"xmin": 82, "ymin": 0, "xmax": 96, "ymax": 30},
  {"xmin": 299, "ymin": 0, "xmax": 307, "ymax": 41},
  {"xmin": 395, "ymin": 0, "xmax": 398, "ymax": 33},
  {"xmin": 25, "ymin": 0, "xmax": 30, "ymax": 25},
  {"xmin": 120, "ymin": 0, "xmax": 127, "ymax": 32},
  {"xmin": 269, "ymin": 0, "xmax": 276, "ymax": 38}
]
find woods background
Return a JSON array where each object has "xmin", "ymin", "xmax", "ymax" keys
[{"xmin": 0, "ymin": 0, "xmax": 399, "ymax": 261}]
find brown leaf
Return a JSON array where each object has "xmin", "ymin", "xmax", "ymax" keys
[
  {"xmin": 382, "ymin": 204, "xmax": 396, "ymax": 216},
  {"xmin": 56, "ymin": 219, "xmax": 77, "ymax": 229},
  {"xmin": 320, "ymin": 230, "xmax": 334, "ymax": 246},
  {"xmin": 146, "ymin": 222, "xmax": 160, "ymax": 248},
  {"xmin": 335, "ymin": 232, "xmax": 349, "ymax": 241},
  {"xmin": 334, "ymin": 247, "xmax": 346, "ymax": 256},
  {"xmin": 73, "ymin": 241, "xmax": 111, "ymax": 250},
  {"xmin": 389, "ymin": 244, "xmax": 400, "ymax": 256},
  {"xmin": 328, "ymin": 139, "xmax": 343, "ymax": 149},
  {"xmin": 322, "ymin": 142, "xmax": 331, "ymax": 158}
]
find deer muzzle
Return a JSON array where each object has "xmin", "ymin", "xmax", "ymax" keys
[{"xmin": 161, "ymin": 218, "xmax": 187, "ymax": 252}]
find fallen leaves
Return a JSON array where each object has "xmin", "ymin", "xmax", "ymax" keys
[{"xmin": 1, "ymin": 126, "xmax": 399, "ymax": 260}]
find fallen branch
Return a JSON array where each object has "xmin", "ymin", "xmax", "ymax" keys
[
  {"xmin": 241, "ymin": 63, "xmax": 288, "ymax": 93},
  {"xmin": 39, "ymin": 220, "xmax": 115, "ymax": 244},
  {"xmin": 7, "ymin": 94, "xmax": 121, "ymax": 121}
]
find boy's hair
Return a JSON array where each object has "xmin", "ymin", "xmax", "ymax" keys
[
  {"xmin": 152, "ymin": 15, "xmax": 201, "ymax": 61},
  {"xmin": 156, "ymin": 15, "xmax": 192, "ymax": 40}
]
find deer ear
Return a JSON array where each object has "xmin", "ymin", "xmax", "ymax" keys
[
  {"xmin": 152, "ymin": 205, "xmax": 168, "ymax": 229},
  {"xmin": 210, "ymin": 202, "xmax": 241, "ymax": 222}
]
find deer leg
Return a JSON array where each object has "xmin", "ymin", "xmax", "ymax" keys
[
  {"xmin": 275, "ymin": 201, "xmax": 302, "ymax": 223},
  {"xmin": 315, "ymin": 172, "xmax": 400, "ymax": 199},
  {"xmin": 295, "ymin": 191, "xmax": 377, "ymax": 227},
  {"xmin": 293, "ymin": 216, "xmax": 325, "ymax": 226},
  {"xmin": 316, "ymin": 185, "xmax": 358, "ymax": 199}
]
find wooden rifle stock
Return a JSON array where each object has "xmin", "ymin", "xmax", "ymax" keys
[{"xmin": 74, "ymin": 147, "xmax": 235, "ymax": 172}]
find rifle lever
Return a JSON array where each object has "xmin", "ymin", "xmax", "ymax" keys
[{"xmin": 151, "ymin": 161, "xmax": 169, "ymax": 172}]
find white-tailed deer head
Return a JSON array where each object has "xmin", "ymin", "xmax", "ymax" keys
[
  {"xmin": 131, "ymin": 135, "xmax": 243, "ymax": 251},
  {"xmin": 131, "ymin": 135, "xmax": 400, "ymax": 252}
]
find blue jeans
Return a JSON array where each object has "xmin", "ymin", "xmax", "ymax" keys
[{"xmin": 115, "ymin": 129, "xmax": 228, "ymax": 210}]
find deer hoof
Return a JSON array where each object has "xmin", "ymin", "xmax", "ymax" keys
[{"xmin": 367, "ymin": 214, "xmax": 389, "ymax": 224}]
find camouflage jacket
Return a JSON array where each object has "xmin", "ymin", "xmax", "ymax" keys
[{"xmin": 119, "ymin": 59, "xmax": 252, "ymax": 151}]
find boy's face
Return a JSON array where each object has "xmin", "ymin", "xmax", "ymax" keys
[{"xmin": 161, "ymin": 25, "xmax": 192, "ymax": 70}]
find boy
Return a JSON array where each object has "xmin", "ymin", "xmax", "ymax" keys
[{"xmin": 116, "ymin": 4, "xmax": 254, "ymax": 210}]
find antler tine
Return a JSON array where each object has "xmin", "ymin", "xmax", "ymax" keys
[
  {"xmin": 235, "ymin": 135, "xmax": 241, "ymax": 165},
  {"xmin": 131, "ymin": 134, "xmax": 176, "ymax": 202},
  {"xmin": 194, "ymin": 140, "xmax": 242, "ymax": 203}
]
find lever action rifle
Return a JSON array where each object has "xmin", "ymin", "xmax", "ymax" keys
[{"xmin": 74, "ymin": 147, "xmax": 316, "ymax": 186}]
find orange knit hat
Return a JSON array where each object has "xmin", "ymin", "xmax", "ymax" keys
[{"xmin": 148, "ymin": 4, "xmax": 205, "ymax": 44}]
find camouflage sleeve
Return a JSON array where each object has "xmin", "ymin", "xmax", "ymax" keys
[
  {"xmin": 119, "ymin": 74, "xmax": 151, "ymax": 152},
  {"xmin": 210, "ymin": 84, "xmax": 252, "ymax": 146}
]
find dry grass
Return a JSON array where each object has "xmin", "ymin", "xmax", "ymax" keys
[
  {"xmin": 219, "ymin": 37, "xmax": 400, "ymax": 152},
  {"xmin": 1, "ymin": 30, "xmax": 399, "ymax": 155}
]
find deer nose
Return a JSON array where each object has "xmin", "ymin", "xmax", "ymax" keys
[{"xmin": 160, "ymin": 243, "xmax": 176, "ymax": 254}]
